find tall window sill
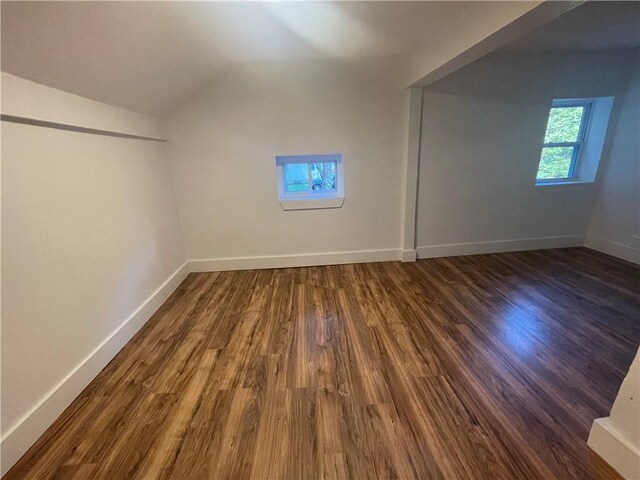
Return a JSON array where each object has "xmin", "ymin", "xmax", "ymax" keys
[
  {"xmin": 535, "ymin": 180, "xmax": 594, "ymax": 187},
  {"xmin": 534, "ymin": 180, "xmax": 595, "ymax": 193},
  {"xmin": 279, "ymin": 195, "xmax": 345, "ymax": 211}
]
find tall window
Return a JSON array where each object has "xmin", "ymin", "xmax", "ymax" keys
[{"xmin": 536, "ymin": 100, "xmax": 592, "ymax": 182}]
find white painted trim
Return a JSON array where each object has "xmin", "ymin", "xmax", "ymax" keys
[
  {"xmin": 533, "ymin": 96, "xmax": 613, "ymax": 187},
  {"xmin": 584, "ymin": 236, "xmax": 640, "ymax": 265},
  {"xmin": 279, "ymin": 196, "xmax": 344, "ymax": 211},
  {"xmin": 401, "ymin": 250, "xmax": 417, "ymax": 263},
  {"xmin": 1, "ymin": 72, "xmax": 164, "ymax": 139},
  {"xmin": 0, "ymin": 262, "xmax": 190, "ymax": 476},
  {"xmin": 588, "ymin": 418, "xmax": 640, "ymax": 480},
  {"xmin": 400, "ymin": 88, "xmax": 423, "ymax": 253},
  {"xmin": 189, "ymin": 249, "xmax": 402, "ymax": 272},
  {"xmin": 417, "ymin": 235, "xmax": 584, "ymax": 259},
  {"xmin": 534, "ymin": 180, "xmax": 595, "ymax": 189}
]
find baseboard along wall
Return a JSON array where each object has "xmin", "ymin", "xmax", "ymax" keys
[
  {"xmin": 0, "ymin": 262, "xmax": 190, "ymax": 477},
  {"xmin": 417, "ymin": 235, "xmax": 585, "ymax": 258},
  {"xmin": 588, "ymin": 418, "xmax": 640, "ymax": 479},
  {"xmin": 584, "ymin": 235, "xmax": 640, "ymax": 265},
  {"xmin": 189, "ymin": 249, "xmax": 403, "ymax": 272},
  {"xmin": 3, "ymin": 236, "xmax": 636, "ymax": 475}
]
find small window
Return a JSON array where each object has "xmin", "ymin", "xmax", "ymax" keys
[
  {"xmin": 536, "ymin": 100, "xmax": 592, "ymax": 183},
  {"xmin": 276, "ymin": 154, "xmax": 344, "ymax": 210},
  {"xmin": 284, "ymin": 161, "xmax": 336, "ymax": 193}
]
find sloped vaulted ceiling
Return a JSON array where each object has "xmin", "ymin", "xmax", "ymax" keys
[{"xmin": 1, "ymin": 1, "xmax": 541, "ymax": 115}]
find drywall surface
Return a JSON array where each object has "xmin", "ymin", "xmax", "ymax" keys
[
  {"xmin": 405, "ymin": 1, "xmax": 541, "ymax": 85},
  {"xmin": 164, "ymin": 60, "xmax": 405, "ymax": 261},
  {"xmin": 1, "ymin": 72, "xmax": 164, "ymax": 139},
  {"xmin": 585, "ymin": 69, "xmax": 640, "ymax": 264},
  {"xmin": 416, "ymin": 49, "xmax": 638, "ymax": 254},
  {"xmin": 1, "ymin": 1, "xmax": 541, "ymax": 114},
  {"xmin": 1, "ymin": 75, "xmax": 185, "ymax": 472}
]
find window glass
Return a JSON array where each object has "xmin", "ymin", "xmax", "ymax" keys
[
  {"xmin": 310, "ymin": 162, "xmax": 337, "ymax": 191},
  {"xmin": 536, "ymin": 146, "xmax": 575, "ymax": 179},
  {"xmin": 277, "ymin": 154, "xmax": 343, "ymax": 203},
  {"xmin": 543, "ymin": 106, "xmax": 584, "ymax": 143},
  {"xmin": 535, "ymin": 97, "xmax": 612, "ymax": 186},
  {"xmin": 284, "ymin": 163, "xmax": 309, "ymax": 193}
]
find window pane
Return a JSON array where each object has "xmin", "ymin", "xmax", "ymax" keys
[
  {"xmin": 284, "ymin": 163, "xmax": 309, "ymax": 192},
  {"xmin": 310, "ymin": 162, "xmax": 337, "ymax": 191},
  {"xmin": 536, "ymin": 146, "xmax": 575, "ymax": 179},
  {"xmin": 544, "ymin": 106, "xmax": 584, "ymax": 143}
]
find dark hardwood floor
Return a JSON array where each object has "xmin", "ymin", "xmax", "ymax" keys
[{"xmin": 5, "ymin": 248, "xmax": 639, "ymax": 479}]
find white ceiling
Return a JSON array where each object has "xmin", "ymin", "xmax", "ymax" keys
[
  {"xmin": 502, "ymin": 1, "xmax": 640, "ymax": 53},
  {"xmin": 1, "ymin": 1, "xmax": 539, "ymax": 116}
]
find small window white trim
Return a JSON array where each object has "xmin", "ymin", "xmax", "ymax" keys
[{"xmin": 276, "ymin": 153, "xmax": 345, "ymax": 211}]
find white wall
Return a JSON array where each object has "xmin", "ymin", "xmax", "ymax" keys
[
  {"xmin": 585, "ymin": 69, "xmax": 640, "ymax": 264},
  {"xmin": 589, "ymin": 347, "xmax": 640, "ymax": 479},
  {"xmin": 406, "ymin": 0, "xmax": 542, "ymax": 85},
  {"xmin": 416, "ymin": 49, "xmax": 638, "ymax": 257},
  {"xmin": 1, "ymin": 72, "xmax": 163, "ymax": 139},
  {"xmin": 165, "ymin": 59, "xmax": 406, "ymax": 266},
  {"xmin": 1, "ymin": 74, "xmax": 187, "ymax": 474}
]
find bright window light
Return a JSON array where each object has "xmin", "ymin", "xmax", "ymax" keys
[
  {"xmin": 284, "ymin": 162, "xmax": 336, "ymax": 193},
  {"xmin": 536, "ymin": 100, "xmax": 591, "ymax": 182},
  {"xmin": 276, "ymin": 153, "xmax": 344, "ymax": 210}
]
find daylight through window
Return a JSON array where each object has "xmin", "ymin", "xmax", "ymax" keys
[
  {"xmin": 275, "ymin": 153, "xmax": 344, "ymax": 210},
  {"xmin": 284, "ymin": 161, "xmax": 337, "ymax": 194},
  {"xmin": 536, "ymin": 100, "xmax": 592, "ymax": 182}
]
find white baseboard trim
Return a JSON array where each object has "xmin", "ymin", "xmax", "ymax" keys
[
  {"xmin": 588, "ymin": 417, "xmax": 640, "ymax": 479},
  {"xmin": 401, "ymin": 250, "xmax": 417, "ymax": 262},
  {"xmin": 584, "ymin": 236, "xmax": 640, "ymax": 265},
  {"xmin": 0, "ymin": 261, "xmax": 190, "ymax": 477},
  {"xmin": 416, "ymin": 235, "xmax": 584, "ymax": 259},
  {"xmin": 189, "ymin": 249, "xmax": 402, "ymax": 272}
]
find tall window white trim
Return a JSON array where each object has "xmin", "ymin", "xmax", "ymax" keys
[
  {"xmin": 535, "ymin": 96, "xmax": 613, "ymax": 187},
  {"xmin": 536, "ymin": 99, "xmax": 592, "ymax": 184}
]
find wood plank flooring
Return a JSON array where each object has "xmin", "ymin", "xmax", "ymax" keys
[{"xmin": 5, "ymin": 248, "xmax": 639, "ymax": 479}]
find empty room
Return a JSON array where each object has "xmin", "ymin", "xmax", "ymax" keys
[{"xmin": 1, "ymin": 1, "xmax": 639, "ymax": 479}]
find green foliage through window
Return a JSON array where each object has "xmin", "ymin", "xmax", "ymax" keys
[
  {"xmin": 537, "ymin": 146, "xmax": 575, "ymax": 179},
  {"xmin": 536, "ymin": 102, "xmax": 589, "ymax": 181},
  {"xmin": 543, "ymin": 106, "xmax": 584, "ymax": 143}
]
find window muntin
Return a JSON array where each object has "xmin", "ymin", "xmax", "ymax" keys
[{"xmin": 536, "ymin": 100, "xmax": 592, "ymax": 182}]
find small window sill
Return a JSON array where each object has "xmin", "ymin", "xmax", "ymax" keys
[{"xmin": 279, "ymin": 195, "xmax": 344, "ymax": 211}]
